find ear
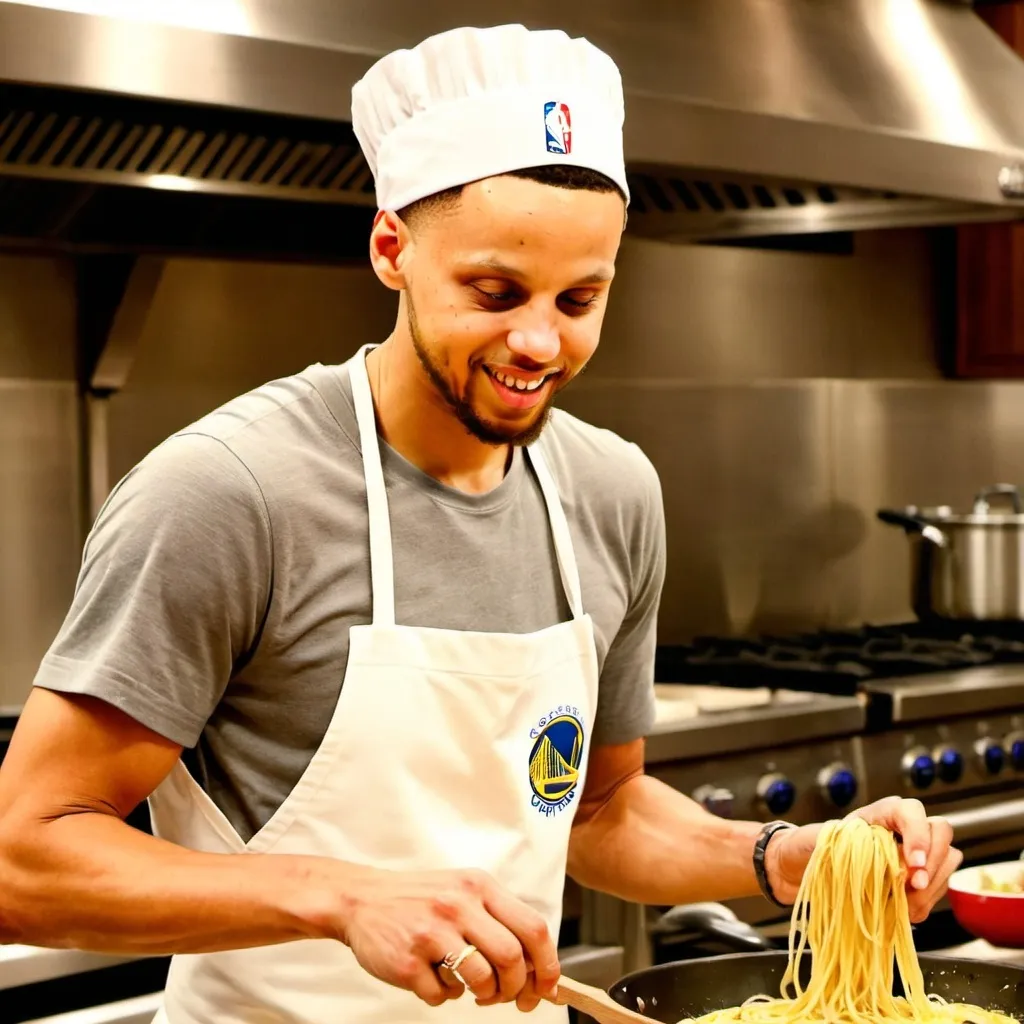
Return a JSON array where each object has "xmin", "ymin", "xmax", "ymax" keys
[{"xmin": 369, "ymin": 210, "xmax": 412, "ymax": 292}]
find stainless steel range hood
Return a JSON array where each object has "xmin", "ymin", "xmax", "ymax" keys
[{"xmin": 1, "ymin": 0, "xmax": 1024, "ymax": 259}]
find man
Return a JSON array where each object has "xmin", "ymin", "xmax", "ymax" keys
[{"xmin": 0, "ymin": 22, "xmax": 957, "ymax": 1024}]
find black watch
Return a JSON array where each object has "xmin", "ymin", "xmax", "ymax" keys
[{"xmin": 753, "ymin": 820, "xmax": 796, "ymax": 908}]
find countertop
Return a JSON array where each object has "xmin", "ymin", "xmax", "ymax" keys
[
  {"xmin": 647, "ymin": 684, "xmax": 865, "ymax": 763},
  {"xmin": 938, "ymin": 938, "xmax": 1024, "ymax": 967},
  {"xmin": 0, "ymin": 943, "xmax": 138, "ymax": 990}
]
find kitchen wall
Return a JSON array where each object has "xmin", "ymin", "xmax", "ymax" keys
[
  {"xmin": 559, "ymin": 228, "xmax": 1024, "ymax": 639},
  {"xmin": 102, "ymin": 259, "xmax": 399, "ymax": 479},
  {"xmin": 4, "ymin": 225, "xmax": 1024, "ymax": 707},
  {"xmin": 0, "ymin": 256, "xmax": 81, "ymax": 710}
]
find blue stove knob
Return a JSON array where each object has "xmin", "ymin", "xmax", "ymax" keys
[
  {"xmin": 933, "ymin": 745, "xmax": 963, "ymax": 784},
  {"xmin": 757, "ymin": 773, "xmax": 796, "ymax": 816},
  {"xmin": 818, "ymin": 763, "xmax": 858, "ymax": 809},
  {"xmin": 1004, "ymin": 732, "xmax": 1024, "ymax": 772},
  {"xmin": 975, "ymin": 738, "xmax": 1005, "ymax": 776},
  {"xmin": 901, "ymin": 747, "xmax": 936, "ymax": 790}
]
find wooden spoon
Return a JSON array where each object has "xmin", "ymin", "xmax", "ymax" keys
[{"xmin": 555, "ymin": 975, "xmax": 651, "ymax": 1022}]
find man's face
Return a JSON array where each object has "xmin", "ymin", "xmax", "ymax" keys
[{"xmin": 392, "ymin": 175, "xmax": 625, "ymax": 446}]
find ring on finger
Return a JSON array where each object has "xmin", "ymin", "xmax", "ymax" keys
[{"xmin": 439, "ymin": 945, "xmax": 478, "ymax": 987}]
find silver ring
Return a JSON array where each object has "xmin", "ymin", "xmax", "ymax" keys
[{"xmin": 439, "ymin": 944, "xmax": 478, "ymax": 986}]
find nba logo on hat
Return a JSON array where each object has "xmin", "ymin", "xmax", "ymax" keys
[{"xmin": 544, "ymin": 101, "xmax": 572, "ymax": 155}]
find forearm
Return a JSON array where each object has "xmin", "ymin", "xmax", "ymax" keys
[
  {"xmin": 0, "ymin": 810, "xmax": 346, "ymax": 955},
  {"xmin": 567, "ymin": 774, "xmax": 764, "ymax": 905}
]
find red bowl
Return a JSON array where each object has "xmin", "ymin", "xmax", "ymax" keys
[{"xmin": 947, "ymin": 860, "xmax": 1024, "ymax": 949}]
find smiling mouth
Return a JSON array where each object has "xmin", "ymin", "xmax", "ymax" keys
[
  {"xmin": 484, "ymin": 367, "xmax": 556, "ymax": 392},
  {"xmin": 482, "ymin": 366, "xmax": 559, "ymax": 410}
]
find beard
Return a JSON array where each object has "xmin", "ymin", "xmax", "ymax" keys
[{"xmin": 407, "ymin": 296, "xmax": 558, "ymax": 447}]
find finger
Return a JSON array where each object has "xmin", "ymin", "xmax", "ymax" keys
[
  {"xmin": 445, "ymin": 946, "xmax": 498, "ymax": 1003},
  {"xmin": 898, "ymin": 808, "xmax": 944, "ymax": 891},
  {"xmin": 911, "ymin": 817, "xmax": 953, "ymax": 893},
  {"xmin": 433, "ymin": 971, "xmax": 465, "ymax": 1003},
  {"xmin": 896, "ymin": 800, "xmax": 931, "ymax": 876},
  {"xmin": 462, "ymin": 910, "xmax": 528, "ymax": 1003},
  {"xmin": 421, "ymin": 935, "xmax": 478, "ymax": 1003},
  {"xmin": 432, "ymin": 961, "xmax": 466, "ymax": 1001},
  {"xmin": 408, "ymin": 960, "xmax": 457, "ymax": 1008},
  {"xmin": 476, "ymin": 963, "xmax": 547, "ymax": 1012},
  {"xmin": 869, "ymin": 797, "xmax": 931, "ymax": 880},
  {"xmin": 404, "ymin": 929, "xmax": 466, "ymax": 1006},
  {"xmin": 482, "ymin": 889, "xmax": 560, "ymax": 1000},
  {"xmin": 908, "ymin": 846, "xmax": 962, "ymax": 924},
  {"xmin": 516, "ymin": 970, "xmax": 545, "ymax": 1014}
]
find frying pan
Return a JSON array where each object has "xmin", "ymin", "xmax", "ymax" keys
[
  {"xmin": 608, "ymin": 951, "xmax": 1024, "ymax": 1023},
  {"xmin": 948, "ymin": 860, "xmax": 1024, "ymax": 948}
]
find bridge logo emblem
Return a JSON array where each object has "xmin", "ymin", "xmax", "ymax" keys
[{"xmin": 528, "ymin": 710, "xmax": 584, "ymax": 817}]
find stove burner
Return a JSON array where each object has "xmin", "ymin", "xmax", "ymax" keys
[{"xmin": 656, "ymin": 622, "xmax": 1024, "ymax": 695}]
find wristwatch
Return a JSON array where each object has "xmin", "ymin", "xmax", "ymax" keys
[{"xmin": 753, "ymin": 819, "xmax": 796, "ymax": 908}]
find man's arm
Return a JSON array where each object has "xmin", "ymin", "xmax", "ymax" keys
[
  {"xmin": 568, "ymin": 740, "xmax": 958, "ymax": 920},
  {"xmin": 0, "ymin": 433, "xmax": 311, "ymax": 953},
  {"xmin": 0, "ymin": 689, "xmax": 562, "ymax": 1008},
  {"xmin": 567, "ymin": 740, "xmax": 763, "ymax": 905},
  {"xmin": 0, "ymin": 688, "xmax": 331, "ymax": 954}
]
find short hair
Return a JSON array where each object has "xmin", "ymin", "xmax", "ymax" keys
[{"xmin": 397, "ymin": 164, "xmax": 626, "ymax": 229}]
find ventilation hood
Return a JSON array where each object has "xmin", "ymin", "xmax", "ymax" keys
[{"xmin": 1, "ymin": 0, "xmax": 1024, "ymax": 260}]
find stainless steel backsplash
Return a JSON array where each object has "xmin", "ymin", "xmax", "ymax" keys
[
  {"xmin": 0, "ymin": 256, "xmax": 81, "ymax": 708},
  {"xmin": 1, "ymin": 226, "xmax": 1021, "ymax": 705}
]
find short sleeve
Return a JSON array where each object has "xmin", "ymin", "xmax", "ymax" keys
[
  {"xmin": 592, "ymin": 446, "xmax": 666, "ymax": 747},
  {"xmin": 33, "ymin": 432, "xmax": 274, "ymax": 747}
]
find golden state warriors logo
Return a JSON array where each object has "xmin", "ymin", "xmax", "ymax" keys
[{"xmin": 529, "ymin": 706, "xmax": 585, "ymax": 817}]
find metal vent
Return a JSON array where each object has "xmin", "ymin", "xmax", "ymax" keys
[
  {"xmin": 0, "ymin": 90, "xmax": 376, "ymax": 207},
  {"xmin": 625, "ymin": 170, "xmax": 1014, "ymax": 241},
  {"xmin": 0, "ymin": 84, "xmax": 1017, "ymax": 260}
]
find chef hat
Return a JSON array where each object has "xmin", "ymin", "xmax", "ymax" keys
[{"xmin": 351, "ymin": 24, "xmax": 629, "ymax": 213}]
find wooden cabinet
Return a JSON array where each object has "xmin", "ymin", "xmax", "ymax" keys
[{"xmin": 955, "ymin": 2, "xmax": 1024, "ymax": 378}]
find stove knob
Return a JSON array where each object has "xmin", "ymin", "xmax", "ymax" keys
[
  {"xmin": 932, "ymin": 745, "xmax": 964, "ymax": 784},
  {"xmin": 757, "ymin": 773, "xmax": 797, "ymax": 816},
  {"xmin": 901, "ymin": 747, "xmax": 936, "ymax": 790},
  {"xmin": 818, "ymin": 763, "xmax": 858, "ymax": 809},
  {"xmin": 976, "ymin": 737, "xmax": 1006, "ymax": 776},
  {"xmin": 1005, "ymin": 731, "xmax": 1024, "ymax": 772},
  {"xmin": 692, "ymin": 785, "xmax": 735, "ymax": 818}
]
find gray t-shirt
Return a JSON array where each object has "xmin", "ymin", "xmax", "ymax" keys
[{"xmin": 34, "ymin": 355, "xmax": 666, "ymax": 842}]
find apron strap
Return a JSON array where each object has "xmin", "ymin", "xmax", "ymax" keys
[
  {"xmin": 347, "ymin": 344, "xmax": 585, "ymax": 625},
  {"xmin": 348, "ymin": 345, "xmax": 397, "ymax": 627},
  {"xmin": 526, "ymin": 444, "xmax": 585, "ymax": 621}
]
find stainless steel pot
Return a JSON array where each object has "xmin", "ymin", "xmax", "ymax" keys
[{"xmin": 877, "ymin": 484, "xmax": 1024, "ymax": 621}]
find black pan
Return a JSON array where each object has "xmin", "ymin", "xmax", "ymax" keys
[{"xmin": 609, "ymin": 951, "xmax": 1024, "ymax": 1023}]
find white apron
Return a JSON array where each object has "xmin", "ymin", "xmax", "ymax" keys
[{"xmin": 147, "ymin": 344, "xmax": 601, "ymax": 1023}]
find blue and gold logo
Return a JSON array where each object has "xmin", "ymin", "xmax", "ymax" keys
[{"xmin": 529, "ymin": 707, "xmax": 585, "ymax": 817}]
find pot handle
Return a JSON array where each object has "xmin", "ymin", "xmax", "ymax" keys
[
  {"xmin": 876, "ymin": 510, "xmax": 948, "ymax": 548},
  {"xmin": 974, "ymin": 484, "xmax": 1023, "ymax": 515},
  {"xmin": 650, "ymin": 902, "xmax": 774, "ymax": 953}
]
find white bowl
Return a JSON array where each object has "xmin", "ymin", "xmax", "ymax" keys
[{"xmin": 948, "ymin": 860, "xmax": 1024, "ymax": 898}]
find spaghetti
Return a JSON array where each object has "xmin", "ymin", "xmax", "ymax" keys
[{"xmin": 678, "ymin": 818, "xmax": 1019, "ymax": 1024}]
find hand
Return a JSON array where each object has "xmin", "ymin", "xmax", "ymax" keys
[
  {"xmin": 340, "ymin": 865, "xmax": 561, "ymax": 1010},
  {"xmin": 765, "ymin": 797, "xmax": 960, "ymax": 923}
]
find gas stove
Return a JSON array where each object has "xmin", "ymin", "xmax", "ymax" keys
[
  {"xmin": 654, "ymin": 622, "xmax": 1024, "ymax": 696},
  {"xmin": 644, "ymin": 622, "xmax": 1024, "ymax": 852},
  {"xmin": 571, "ymin": 622, "xmax": 1024, "ymax": 980}
]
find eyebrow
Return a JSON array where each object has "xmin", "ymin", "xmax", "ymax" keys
[{"xmin": 468, "ymin": 257, "xmax": 615, "ymax": 287}]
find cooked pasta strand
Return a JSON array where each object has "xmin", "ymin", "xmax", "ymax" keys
[{"xmin": 677, "ymin": 819, "xmax": 1019, "ymax": 1024}]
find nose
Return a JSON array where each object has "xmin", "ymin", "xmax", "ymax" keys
[{"xmin": 506, "ymin": 311, "xmax": 560, "ymax": 365}]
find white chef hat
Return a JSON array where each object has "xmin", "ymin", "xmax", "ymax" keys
[{"xmin": 350, "ymin": 24, "xmax": 629, "ymax": 213}]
